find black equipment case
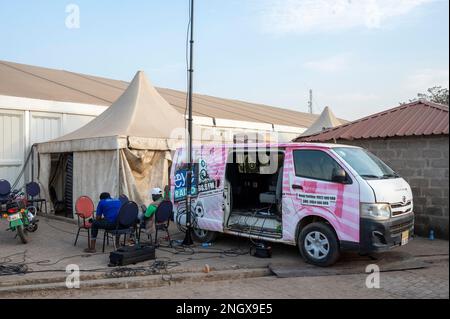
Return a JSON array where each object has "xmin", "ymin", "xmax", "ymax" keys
[{"xmin": 109, "ymin": 245, "xmax": 156, "ymax": 266}]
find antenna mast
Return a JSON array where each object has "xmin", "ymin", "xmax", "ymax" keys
[
  {"xmin": 183, "ymin": 0, "xmax": 195, "ymax": 246},
  {"xmin": 308, "ymin": 89, "xmax": 313, "ymax": 114}
]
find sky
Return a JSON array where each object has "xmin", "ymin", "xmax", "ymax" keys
[{"xmin": 0, "ymin": 0, "xmax": 448, "ymax": 121}]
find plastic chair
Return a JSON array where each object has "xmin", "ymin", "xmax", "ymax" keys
[
  {"xmin": 102, "ymin": 201, "xmax": 139, "ymax": 253},
  {"xmin": 74, "ymin": 196, "xmax": 95, "ymax": 246},
  {"xmin": 26, "ymin": 182, "xmax": 48, "ymax": 214},
  {"xmin": 154, "ymin": 200, "xmax": 174, "ymax": 247},
  {"xmin": 0, "ymin": 179, "xmax": 11, "ymax": 204},
  {"xmin": 119, "ymin": 194, "xmax": 129, "ymax": 206}
]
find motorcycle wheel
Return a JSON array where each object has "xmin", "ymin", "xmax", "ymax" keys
[
  {"xmin": 16, "ymin": 225, "xmax": 28, "ymax": 244},
  {"xmin": 27, "ymin": 223, "xmax": 38, "ymax": 232}
]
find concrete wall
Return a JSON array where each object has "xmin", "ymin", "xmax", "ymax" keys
[{"xmin": 336, "ymin": 135, "xmax": 449, "ymax": 239}]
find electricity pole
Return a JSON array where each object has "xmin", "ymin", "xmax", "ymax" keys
[
  {"xmin": 183, "ymin": 0, "xmax": 194, "ymax": 246},
  {"xmin": 308, "ymin": 89, "xmax": 313, "ymax": 114}
]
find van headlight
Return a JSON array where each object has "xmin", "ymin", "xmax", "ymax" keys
[{"xmin": 361, "ymin": 203, "xmax": 391, "ymax": 220}]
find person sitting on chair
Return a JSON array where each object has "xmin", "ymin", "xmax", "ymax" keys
[
  {"xmin": 84, "ymin": 192, "xmax": 121, "ymax": 253},
  {"xmin": 138, "ymin": 188, "xmax": 164, "ymax": 233}
]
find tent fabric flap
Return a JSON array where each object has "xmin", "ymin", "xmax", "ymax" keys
[
  {"xmin": 37, "ymin": 136, "xmax": 127, "ymax": 153},
  {"xmin": 73, "ymin": 150, "xmax": 119, "ymax": 211},
  {"xmin": 119, "ymin": 148, "xmax": 170, "ymax": 207},
  {"xmin": 35, "ymin": 150, "xmax": 54, "ymax": 213},
  {"xmin": 127, "ymin": 136, "xmax": 188, "ymax": 151}
]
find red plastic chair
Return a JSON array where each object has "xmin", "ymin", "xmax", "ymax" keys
[{"xmin": 74, "ymin": 196, "xmax": 95, "ymax": 246}]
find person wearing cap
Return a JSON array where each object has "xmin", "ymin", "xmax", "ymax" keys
[
  {"xmin": 138, "ymin": 187, "xmax": 164, "ymax": 233},
  {"xmin": 146, "ymin": 187, "xmax": 164, "ymax": 218},
  {"xmin": 84, "ymin": 192, "xmax": 121, "ymax": 253}
]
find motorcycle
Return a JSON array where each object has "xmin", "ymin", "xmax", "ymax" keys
[{"xmin": 1, "ymin": 190, "xmax": 39, "ymax": 244}]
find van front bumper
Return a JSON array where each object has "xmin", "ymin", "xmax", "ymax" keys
[
  {"xmin": 358, "ymin": 213, "xmax": 414, "ymax": 253},
  {"xmin": 340, "ymin": 213, "xmax": 415, "ymax": 253}
]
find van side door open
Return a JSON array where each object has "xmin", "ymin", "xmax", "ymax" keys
[
  {"xmin": 224, "ymin": 149, "xmax": 285, "ymax": 239},
  {"xmin": 282, "ymin": 147, "xmax": 360, "ymax": 246}
]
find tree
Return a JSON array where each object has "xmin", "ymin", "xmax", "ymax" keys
[{"xmin": 407, "ymin": 86, "xmax": 449, "ymax": 106}]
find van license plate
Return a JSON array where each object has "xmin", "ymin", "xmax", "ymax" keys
[
  {"xmin": 401, "ymin": 230, "xmax": 409, "ymax": 245},
  {"xmin": 8, "ymin": 213, "xmax": 21, "ymax": 222}
]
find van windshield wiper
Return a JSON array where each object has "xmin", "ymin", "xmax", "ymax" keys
[
  {"xmin": 360, "ymin": 174, "xmax": 382, "ymax": 179},
  {"xmin": 382, "ymin": 173, "xmax": 400, "ymax": 179}
]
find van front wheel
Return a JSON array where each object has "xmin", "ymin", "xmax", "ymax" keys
[
  {"xmin": 192, "ymin": 228, "xmax": 218, "ymax": 243},
  {"xmin": 298, "ymin": 222, "xmax": 340, "ymax": 267}
]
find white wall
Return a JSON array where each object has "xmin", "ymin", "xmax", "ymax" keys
[
  {"xmin": 63, "ymin": 114, "xmax": 95, "ymax": 135},
  {"xmin": 0, "ymin": 109, "xmax": 24, "ymax": 184},
  {"xmin": 0, "ymin": 96, "xmax": 98, "ymax": 187},
  {"xmin": 30, "ymin": 112, "xmax": 62, "ymax": 145}
]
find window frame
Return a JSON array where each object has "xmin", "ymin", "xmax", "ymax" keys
[{"xmin": 292, "ymin": 149, "xmax": 352, "ymax": 184}]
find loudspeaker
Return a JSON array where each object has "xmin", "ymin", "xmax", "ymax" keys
[{"xmin": 109, "ymin": 245, "xmax": 156, "ymax": 266}]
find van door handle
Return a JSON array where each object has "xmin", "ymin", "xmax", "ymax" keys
[{"xmin": 292, "ymin": 184, "xmax": 303, "ymax": 190}]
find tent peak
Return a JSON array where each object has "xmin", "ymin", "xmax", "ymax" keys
[
  {"xmin": 300, "ymin": 106, "xmax": 342, "ymax": 137},
  {"xmin": 131, "ymin": 70, "xmax": 152, "ymax": 85},
  {"xmin": 45, "ymin": 69, "xmax": 185, "ymax": 145},
  {"xmin": 134, "ymin": 70, "xmax": 147, "ymax": 78}
]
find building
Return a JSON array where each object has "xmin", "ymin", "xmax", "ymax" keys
[
  {"xmin": 296, "ymin": 100, "xmax": 449, "ymax": 239},
  {"xmin": 0, "ymin": 60, "xmax": 343, "ymax": 186}
]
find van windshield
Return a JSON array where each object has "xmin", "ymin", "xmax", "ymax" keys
[{"xmin": 333, "ymin": 147, "xmax": 399, "ymax": 180}]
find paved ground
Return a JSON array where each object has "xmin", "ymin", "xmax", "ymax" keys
[
  {"xmin": 4, "ymin": 261, "xmax": 447, "ymax": 299},
  {"xmin": 0, "ymin": 215, "xmax": 305, "ymax": 284},
  {"xmin": 0, "ymin": 215, "xmax": 448, "ymax": 299}
]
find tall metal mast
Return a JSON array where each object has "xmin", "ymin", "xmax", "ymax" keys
[
  {"xmin": 182, "ymin": 0, "xmax": 194, "ymax": 246},
  {"xmin": 308, "ymin": 89, "xmax": 313, "ymax": 114}
]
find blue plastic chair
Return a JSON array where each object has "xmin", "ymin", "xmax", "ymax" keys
[
  {"xmin": 102, "ymin": 201, "xmax": 139, "ymax": 252},
  {"xmin": 119, "ymin": 194, "xmax": 129, "ymax": 206},
  {"xmin": 0, "ymin": 180, "xmax": 11, "ymax": 204},
  {"xmin": 154, "ymin": 200, "xmax": 174, "ymax": 247},
  {"xmin": 26, "ymin": 182, "xmax": 47, "ymax": 214}
]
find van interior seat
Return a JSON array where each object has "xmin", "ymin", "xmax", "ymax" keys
[{"xmin": 259, "ymin": 166, "xmax": 283, "ymax": 205}]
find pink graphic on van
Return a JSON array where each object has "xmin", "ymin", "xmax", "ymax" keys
[
  {"xmin": 282, "ymin": 146, "xmax": 359, "ymax": 243},
  {"xmin": 171, "ymin": 143, "xmax": 360, "ymax": 245}
]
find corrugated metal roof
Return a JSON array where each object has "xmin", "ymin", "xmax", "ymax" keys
[
  {"xmin": 0, "ymin": 60, "xmax": 329, "ymax": 128},
  {"xmin": 295, "ymin": 100, "xmax": 449, "ymax": 142}
]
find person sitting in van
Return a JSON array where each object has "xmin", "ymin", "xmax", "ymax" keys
[
  {"xmin": 84, "ymin": 192, "xmax": 122, "ymax": 253},
  {"xmin": 138, "ymin": 187, "xmax": 164, "ymax": 233}
]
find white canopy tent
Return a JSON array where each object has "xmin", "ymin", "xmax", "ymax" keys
[
  {"xmin": 36, "ymin": 71, "xmax": 186, "ymax": 217},
  {"xmin": 300, "ymin": 106, "xmax": 343, "ymax": 137}
]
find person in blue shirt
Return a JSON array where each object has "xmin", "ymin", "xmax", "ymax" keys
[{"xmin": 84, "ymin": 192, "xmax": 122, "ymax": 253}]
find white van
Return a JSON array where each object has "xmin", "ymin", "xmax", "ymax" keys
[{"xmin": 170, "ymin": 143, "xmax": 414, "ymax": 266}]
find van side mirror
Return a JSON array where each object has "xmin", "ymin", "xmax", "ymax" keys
[{"xmin": 332, "ymin": 168, "xmax": 348, "ymax": 184}]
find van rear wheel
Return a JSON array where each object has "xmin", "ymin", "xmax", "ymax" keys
[
  {"xmin": 298, "ymin": 222, "xmax": 340, "ymax": 267},
  {"xmin": 192, "ymin": 228, "xmax": 218, "ymax": 243}
]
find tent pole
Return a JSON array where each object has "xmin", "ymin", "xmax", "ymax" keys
[
  {"xmin": 31, "ymin": 145, "xmax": 35, "ymax": 182},
  {"xmin": 183, "ymin": 0, "xmax": 194, "ymax": 246},
  {"xmin": 117, "ymin": 148, "xmax": 120, "ymax": 198}
]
